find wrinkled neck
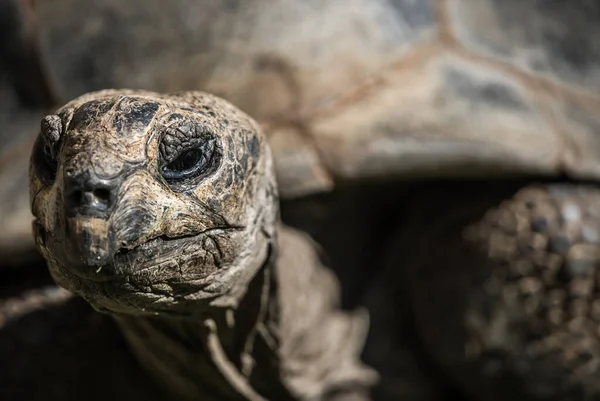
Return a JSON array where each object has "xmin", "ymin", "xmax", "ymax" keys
[{"xmin": 112, "ymin": 240, "xmax": 292, "ymax": 401}]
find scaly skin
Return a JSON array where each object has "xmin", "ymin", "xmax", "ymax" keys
[
  {"xmin": 384, "ymin": 179, "xmax": 600, "ymax": 401},
  {"xmin": 29, "ymin": 89, "xmax": 376, "ymax": 401}
]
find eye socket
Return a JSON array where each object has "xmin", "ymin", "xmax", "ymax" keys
[
  {"xmin": 32, "ymin": 135, "xmax": 59, "ymax": 183},
  {"xmin": 160, "ymin": 138, "xmax": 218, "ymax": 183}
]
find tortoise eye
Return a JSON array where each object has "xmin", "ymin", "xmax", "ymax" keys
[
  {"xmin": 161, "ymin": 141, "xmax": 216, "ymax": 182},
  {"xmin": 32, "ymin": 136, "xmax": 57, "ymax": 183},
  {"xmin": 171, "ymin": 149, "xmax": 203, "ymax": 171},
  {"xmin": 159, "ymin": 118, "xmax": 222, "ymax": 187},
  {"xmin": 160, "ymin": 135, "xmax": 219, "ymax": 184}
]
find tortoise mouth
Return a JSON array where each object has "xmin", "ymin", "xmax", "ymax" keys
[
  {"xmin": 35, "ymin": 219, "xmax": 242, "ymax": 283},
  {"xmin": 113, "ymin": 234, "xmax": 195, "ymax": 265},
  {"xmin": 34, "ymin": 220, "xmax": 249, "ymax": 315},
  {"xmin": 72, "ymin": 233, "xmax": 200, "ymax": 280}
]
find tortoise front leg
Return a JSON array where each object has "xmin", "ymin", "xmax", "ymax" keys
[{"xmin": 390, "ymin": 180, "xmax": 600, "ymax": 401}]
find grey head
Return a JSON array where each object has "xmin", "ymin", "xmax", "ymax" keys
[{"xmin": 29, "ymin": 89, "xmax": 278, "ymax": 316}]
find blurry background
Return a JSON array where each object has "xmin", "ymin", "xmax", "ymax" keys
[{"xmin": 2, "ymin": 1, "xmax": 600, "ymax": 401}]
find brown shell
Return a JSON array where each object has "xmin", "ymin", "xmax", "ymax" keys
[{"xmin": 2, "ymin": 0, "xmax": 600, "ymax": 261}]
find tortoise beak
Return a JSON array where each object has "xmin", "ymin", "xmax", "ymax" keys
[{"xmin": 64, "ymin": 216, "xmax": 116, "ymax": 271}]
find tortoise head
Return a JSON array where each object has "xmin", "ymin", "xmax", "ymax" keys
[{"xmin": 29, "ymin": 89, "xmax": 278, "ymax": 315}]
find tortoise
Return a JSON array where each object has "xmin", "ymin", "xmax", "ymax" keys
[
  {"xmin": 2, "ymin": 0, "xmax": 600, "ymax": 400},
  {"xmin": 29, "ymin": 88, "xmax": 378, "ymax": 401}
]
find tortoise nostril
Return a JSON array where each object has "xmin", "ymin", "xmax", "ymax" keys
[
  {"xmin": 93, "ymin": 188, "xmax": 111, "ymax": 204},
  {"xmin": 68, "ymin": 190, "xmax": 85, "ymax": 207},
  {"xmin": 64, "ymin": 177, "xmax": 117, "ymax": 216}
]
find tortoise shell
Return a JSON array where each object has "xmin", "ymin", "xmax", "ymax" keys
[{"xmin": 1, "ymin": 0, "xmax": 600, "ymax": 261}]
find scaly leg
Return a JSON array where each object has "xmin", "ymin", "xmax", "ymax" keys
[{"xmin": 388, "ymin": 179, "xmax": 600, "ymax": 401}]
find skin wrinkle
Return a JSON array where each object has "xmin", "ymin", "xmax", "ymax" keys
[
  {"xmin": 110, "ymin": 227, "xmax": 244, "ymax": 282},
  {"xmin": 29, "ymin": 89, "xmax": 376, "ymax": 401}
]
